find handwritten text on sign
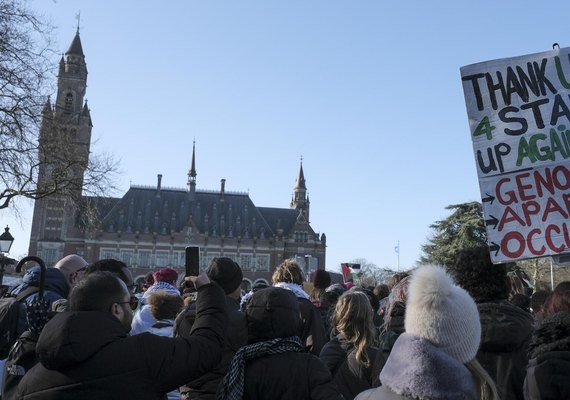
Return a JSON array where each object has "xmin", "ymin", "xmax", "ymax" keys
[{"xmin": 461, "ymin": 48, "xmax": 570, "ymax": 263}]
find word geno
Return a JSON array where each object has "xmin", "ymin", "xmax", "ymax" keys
[{"xmin": 493, "ymin": 165, "xmax": 570, "ymax": 258}]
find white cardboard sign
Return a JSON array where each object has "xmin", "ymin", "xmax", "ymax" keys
[{"xmin": 461, "ymin": 47, "xmax": 570, "ymax": 263}]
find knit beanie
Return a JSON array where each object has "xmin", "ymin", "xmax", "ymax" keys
[
  {"xmin": 404, "ymin": 265, "xmax": 481, "ymax": 364},
  {"xmin": 153, "ymin": 268, "xmax": 178, "ymax": 284},
  {"xmin": 206, "ymin": 257, "xmax": 243, "ymax": 295},
  {"xmin": 312, "ymin": 269, "xmax": 331, "ymax": 289}
]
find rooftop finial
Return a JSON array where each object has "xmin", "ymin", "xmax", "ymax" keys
[{"xmin": 75, "ymin": 11, "xmax": 81, "ymax": 33}]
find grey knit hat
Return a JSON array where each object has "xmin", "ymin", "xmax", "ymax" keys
[{"xmin": 405, "ymin": 265, "xmax": 481, "ymax": 364}]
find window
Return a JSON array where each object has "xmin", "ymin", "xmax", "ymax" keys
[
  {"xmin": 156, "ymin": 251, "xmax": 169, "ymax": 267},
  {"xmin": 138, "ymin": 250, "xmax": 151, "ymax": 268},
  {"xmin": 120, "ymin": 250, "xmax": 133, "ymax": 266},
  {"xmin": 240, "ymin": 254, "xmax": 252, "ymax": 271},
  {"xmin": 255, "ymin": 255, "xmax": 270, "ymax": 272},
  {"xmin": 100, "ymin": 248, "xmax": 116, "ymax": 259},
  {"xmin": 42, "ymin": 249, "xmax": 57, "ymax": 265},
  {"xmin": 64, "ymin": 92, "xmax": 73, "ymax": 113}
]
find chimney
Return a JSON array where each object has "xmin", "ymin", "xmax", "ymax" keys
[
  {"xmin": 221, "ymin": 179, "xmax": 226, "ymax": 196},
  {"xmin": 157, "ymin": 174, "xmax": 162, "ymax": 196}
]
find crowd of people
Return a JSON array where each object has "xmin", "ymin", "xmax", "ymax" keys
[{"xmin": 0, "ymin": 245, "xmax": 568, "ymax": 399}]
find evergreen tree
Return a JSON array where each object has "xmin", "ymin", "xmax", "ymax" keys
[{"xmin": 420, "ymin": 202, "xmax": 487, "ymax": 268}]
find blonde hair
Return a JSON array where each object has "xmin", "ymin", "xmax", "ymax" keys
[
  {"xmin": 333, "ymin": 291, "xmax": 375, "ymax": 367},
  {"xmin": 465, "ymin": 359, "xmax": 501, "ymax": 400},
  {"xmin": 272, "ymin": 259, "xmax": 304, "ymax": 286}
]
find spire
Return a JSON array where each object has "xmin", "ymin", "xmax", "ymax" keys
[
  {"xmin": 42, "ymin": 97, "xmax": 52, "ymax": 115},
  {"xmin": 295, "ymin": 159, "xmax": 306, "ymax": 190},
  {"xmin": 66, "ymin": 31, "xmax": 84, "ymax": 57},
  {"xmin": 82, "ymin": 100, "xmax": 92, "ymax": 126},
  {"xmin": 58, "ymin": 55, "xmax": 65, "ymax": 75},
  {"xmin": 187, "ymin": 140, "xmax": 197, "ymax": 194},
  {"xmin": 290, "ymin": 157, "xmax": 310, "ymax": 221}
]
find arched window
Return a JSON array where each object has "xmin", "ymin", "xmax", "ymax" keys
[{"xmin": 64, "ymin": 93, "xmax": 73, "ymax": 113}]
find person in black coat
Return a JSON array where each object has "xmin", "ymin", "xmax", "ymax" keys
[
  {"xmin": 218, "ymin": 287, "xmax": 343, "ymax": 400},
  {"xmin": 450, "ymin": 246, "xmax": 533, "ymax": 400},
  {"xmin": 16, "ymin": 271, "xmax": 227, "ymax": 400},
  {"xmin": 272, "ymin": 259, "xmax": 326, "ymax": 355},
  {"xmin": 524, "ymin": 281, "xmax": 570, "ymax": 400},
  {"xmin": 175, "ymin": 257, "xmax": 248, "ymax": 400},
  {"xmin": 320, "ymin": 291, "xmax": 383, "ymax": 400}
]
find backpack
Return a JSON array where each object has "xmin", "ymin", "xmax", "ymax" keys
[
  {"xmin": 2, "ymin": 330, "xmax": 40, "ymax": 400},
  {"xmin": 0, "ymin": 286, "xmax": 39, "ymax": 359}
]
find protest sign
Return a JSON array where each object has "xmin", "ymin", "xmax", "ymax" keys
[{"xmin": 461, "ymin": 47, "xmax": 570, "ymax": 263}]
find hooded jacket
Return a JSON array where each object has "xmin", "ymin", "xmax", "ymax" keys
[
  {"xmin": 16, "ymin": 282, "xmax": 227, "ymax": 400},
  {"xmin": 476, "ymin": 300, "xmax": 533, "ymax": 400},
  {"xmin": 10, "ymin": 266, "xmax": 69, "ymax": 335},
  {"xmin": 355, "ymin": 333, "xmax": 478, "ymax": 400},
  {"xmin": 240, "ymin": 287, "xmax": 343, "ymax": 400},
  {"xmin": 523, "ymin": 311, "xmax": 570, "ymax": 400}
]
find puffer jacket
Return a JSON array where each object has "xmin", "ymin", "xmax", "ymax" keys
[
  {"xmin": 355, "ymin": 333, "xmax": 477, "ymax": 400},
  {"xmin": 16, "ymin": 282, "xmax": 227, "ymax": 400},
  {"xmin": 241, "ymin": 287, "xmax": 343, "ymax": 400},
  {"xmin": 523, "ymin": 311, "xmax": 570, "ymax": 400},
  {"xmin": 176, "ymin": 296, "xmax": 247, "ymax": 400},
  {"xmin": 10, "ymin": 266, "xmax": 69, "ymax": 335},
  {"xmin": 476, "ymin": 300, "xmax": 533, "ymax": 400}
]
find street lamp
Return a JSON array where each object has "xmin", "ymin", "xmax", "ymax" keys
[{"xmin": 0, "ymin": 225, "xmax": 15, "ymax": 287}]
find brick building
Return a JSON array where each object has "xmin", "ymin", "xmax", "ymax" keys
[{"xmin": 28, "ymin": 30, "xmax": 326, "ymax": 289}]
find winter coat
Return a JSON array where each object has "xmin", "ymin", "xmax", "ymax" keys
[
  {"xmin": 131, "ymin": 281, "xmax": 181, "ymax": 335},
  {"xmin": 10, "ymin": 266, "xmax": 69, "ymax": 335},
  {"xmin": 312, "ymin": 298, "xmax": 333, "ymax": 341},
  {"xmin": 477, "ymin": 300, "xmax": 533, "ymax": 400},
  {"xmin": 146, "ymin": 319, "xmax": 180, "ymax": 400},
  {"xmin": 16, "ymin": 282, "xmax": 227, "ymax": 400},
  {"xmin": 320, "ymin": 335, "xmax": 383, "ymax": 400},
  {"xmin": 524, "ymin": 311, "xmax": 570, "ymax": 400},
  {"xmin": 299, "ymin": 297, "xmax": 326, "ymax": 355},
  {"xmin": 355, "ymin": 333, "xmax": 478, "ymax": 400},
  {"xmin": 379, "ymin": 302, "xmax": 405, "ymax": 359},
  {"xmin": 241, "ymin": 287, "xmax": 342, "ymax": 400},
  {"xmin": 176, "ymin": 296, "xmax": 248, "ymax": 400}
]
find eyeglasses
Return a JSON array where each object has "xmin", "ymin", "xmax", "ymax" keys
[{"xmin": 117, "ymin": 296, "xmax": 139, "ymax": 311}]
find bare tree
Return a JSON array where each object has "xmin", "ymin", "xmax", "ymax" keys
[
  {"xmin": 0, "ymin": 0, "xmax": 117, "ymax": 211},
  {"xmin": 349, "ymin": 258, "xmax": 401, "ymax": 286}
]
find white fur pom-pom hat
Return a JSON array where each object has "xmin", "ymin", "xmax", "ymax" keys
[{"xmin": 404, "ymin": 265, "xmax": 481, "ymax": 364}]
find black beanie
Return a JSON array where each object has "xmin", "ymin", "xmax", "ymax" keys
[{"xmin": 206, "ymin": 257, "xmax": 243, "ymax": 295}]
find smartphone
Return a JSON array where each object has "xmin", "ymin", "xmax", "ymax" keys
[{"xmin": 185, "ymin": 246, "xmax": 200, "ymax": 277}]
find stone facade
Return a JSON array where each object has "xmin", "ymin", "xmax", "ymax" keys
[{"xmin": 28, "ymin": 31, "xmax": 326, "ymax": 289}]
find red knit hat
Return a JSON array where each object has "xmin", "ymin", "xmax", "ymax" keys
[{"xmin": 153, "ymin": 268, "xmax": 178, "ymax": 284}]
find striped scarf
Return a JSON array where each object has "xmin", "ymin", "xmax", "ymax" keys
[{"xmin": 218, "ymin": 336, "xmax": 304, "ymax": 400}]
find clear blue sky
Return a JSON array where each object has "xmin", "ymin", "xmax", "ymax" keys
[{"xmin": 4, "ymin": 0, "xmax": 570, "ymax": 272}]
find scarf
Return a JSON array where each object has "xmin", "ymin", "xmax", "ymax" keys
[
  {"xmin": 273, "ymin": 282, "xmax": 309, "ymax": 300},
  {"xmin": 218, "ymin": 336, "xmax": 303, "ymax": 400}
]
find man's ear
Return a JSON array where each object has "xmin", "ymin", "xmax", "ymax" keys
[{"xmin": 110, "ymin": 303, "xmax": 122, "ymax": 320}]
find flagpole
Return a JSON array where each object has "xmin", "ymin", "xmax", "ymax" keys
[{"xmin": 398, "ymin": 240, "xmax": 400, "ymax": 272}]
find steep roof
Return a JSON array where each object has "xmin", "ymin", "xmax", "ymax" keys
[
  {"xmin": 100, "ymin": 187, "xmax": 276, "ymax": 239},
  {"xmin": 66, "ymin": 32, "xmax": 84, "ymax": 56},
  {"xmin": 257, "ymin": 207, "xmax": 299, "ymax": 235}
]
